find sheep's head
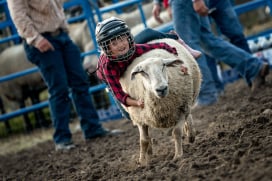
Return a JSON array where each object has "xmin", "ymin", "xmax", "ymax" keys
[{"xmin": 131, "ymin": 58, "xmax": 183, "ymax": 98}]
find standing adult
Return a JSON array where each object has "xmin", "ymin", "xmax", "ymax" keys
[
  {"xmin": 206, "ymin": 0, "xmax": 252, "ymax": 93},
  {"xmin": 153, "ymin": 0, "xmax": 269, "ymax": 106},
  {"xmin": 7, "ymin": 0, "xmax": 117, "ymax": 151}
]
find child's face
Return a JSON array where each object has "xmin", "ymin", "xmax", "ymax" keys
[{"xmin": 108, "ymin": 34, "xmax": 130, "ymax": 57}]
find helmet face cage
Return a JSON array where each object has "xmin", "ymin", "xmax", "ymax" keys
[
  {"xmin": 96, "ymin": 17, "xmax": 135, "ymax": 62},
  {"xmin": 99, "ymin": 31, "xmax": 135, "ymax": 62}
]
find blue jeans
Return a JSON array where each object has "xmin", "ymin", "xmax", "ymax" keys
[
  {"xmin": 205, "ymin": 55, "xmax": 224, "ymax": 94},
  {"xmin": 208, "ymin": 0, "xmax": 251, "ymax": 53},
  {"xmin": 207, "ymin": 0, "xmax": 251, "ymax": 91},
  {"xmin": 171, "ymin": 0, "xmax": 218, "ymax": 105},
  {"xmin": 24, "ymin": 31, "xmax": 103, "ymax": 144},
  {"xmin": 134, "ymin": 28, "xmax": 177, "ymax": 43},
  {"xmin": 171, "ymin": 0, "xmax": 263, "ymax": 104}
]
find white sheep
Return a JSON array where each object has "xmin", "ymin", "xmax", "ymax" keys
[
  {"xmin": 119, "ymin": 38, "xmax": 201, "ymax": 165},
  {"xmin": 0, "ymin": 44, "xmax": 48, "ymax": 131}
]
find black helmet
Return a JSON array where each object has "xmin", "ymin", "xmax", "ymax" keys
[{"xmin": 95, "ymin": 17, "xmax": 135, "ymax": 62}]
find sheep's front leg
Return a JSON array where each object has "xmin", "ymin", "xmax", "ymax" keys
[
  {"xmin": 137, "ymin": 124, "xmax": 152, "ymax": 165},
  {"xmin": 183, "ymin": 114, "xmax": 196, "ymax": 143},
  {"xmin": 172, "ymin": 120, "xmax": 183, "ymax": 160}
]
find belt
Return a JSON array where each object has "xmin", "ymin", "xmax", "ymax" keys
[{"xmin": 42, "ymin": 28, "xmax": 64, "ymax": 37}]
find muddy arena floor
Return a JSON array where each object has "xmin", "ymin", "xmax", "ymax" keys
[{"xmin": 0, "ymin": 72, "xmax": 272, "ymax": 181}]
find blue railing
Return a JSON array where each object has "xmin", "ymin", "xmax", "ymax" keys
[
  {"xmin": 1, "ymin": 0, "xmax": 272, "ymax": 123},
  {"xmin": 0, "ymin": 0, "xmax": 20, "ymax": 44},
  {"xmin": 0, "ymin": 0, "xmax": 147, "ymax": 122},
  {"xmin": 234, "ymin": 0, "xmax": 272, "ymax": 15}
]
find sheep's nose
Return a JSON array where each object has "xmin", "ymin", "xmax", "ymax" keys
[{"xmin": 156, "ymin": 85, "xmax": 168, "ymax": 97}]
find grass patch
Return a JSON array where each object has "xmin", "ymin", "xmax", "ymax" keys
[
  {"xmin": 0, "ymin": 107, "xmax": 51, "ymax": 138},
  {"xmin": 0, "ymin": 120, "xmax": 80, "ymax": 156},
  {"xmin": 0, "ymin": 128, "xmax": 53, "ymax": 156}
]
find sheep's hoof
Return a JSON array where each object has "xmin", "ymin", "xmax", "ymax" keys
[
  {"xmin": 188, "ymin": 136, "xmax": 195, "ymax": 143},
  {"xmin": 147, "ymin": 145, "xmax": 153, "ymax": 155},
  {"xmin": 151, "ymin": 138, "xmax": 157, "ymax": 145},
  {"xmin": 188, "ymin": 128, "xmax": 196, "ymax": 143},
  {"xmin": 136, "ymin": 155, "xmax": 148, "ymax": 167},
  {"xmin": 136, "ymin": 160, "xmax": 141, "ymax": 167},
  {"xmin": 139, "ymin": 153, "xmax": 150, "ymax": 166},
  {"xmin": 173, "ymin": 154, "xmax": 183, "ymax": 161},
  {"xmin": 183, "ymin": 122, "xmax": 196, "ymax": 143},
  {"xmin": 138, "ymin": 158, "xmax": 148, "ymax": 166}
]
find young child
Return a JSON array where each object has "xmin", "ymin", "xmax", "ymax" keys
[{"xmin": 95, "ymin": 17, "xmax": 199, "ymax": 111}]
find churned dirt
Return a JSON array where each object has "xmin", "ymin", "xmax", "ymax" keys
[{"xmin": 0, "ymin": 72, "xmax": 272, "ymax": 181}]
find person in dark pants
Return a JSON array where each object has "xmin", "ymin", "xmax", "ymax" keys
[
  {"xmin": 153, "ymin": 0, "xmax": 269, "ymax": 106},
  {"xmin": 7, "ymin": 0, "xmax": 120, "ymax": 151},
  {"xmin": 206, "ymin": 0, "xmax": 252, "ymax": 93}
]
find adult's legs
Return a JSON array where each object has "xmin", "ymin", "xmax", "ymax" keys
[
  {"xmin": 203, "ymin": 0, "xmax": 251, "ymax": 93},
  {"xmin": 171, "ymin": 0, "xmax": 218, "ymax": 106},
  {"xmin": 208, "ymin": 0, "xmax": 251, "ymax": 88},
  {"xmin": 60, "ymin": 32, "xmax": 105, "ymax": 139},
  {"xmin": 206, "ymin": 55, "xmax": 224, "ymax": 94},
  {"xmin": 24, "ymin": 36, "xmax": 72, "ymax": 144},
  {"xmin": 199, "ymin": 15, "xmax": 262, "ymax": 86},
  {"xmin": 209, "ymin": 0, "xmax": 251, "ymax": 53}
]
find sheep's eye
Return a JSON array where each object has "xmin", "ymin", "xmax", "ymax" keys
[
  {"xmin": 162, "ymin": 64, "xmax": 166, "ymax": 71},
  {"xmin": 140, "ymin": 71, "xmax": 149, "ymax": 78}
]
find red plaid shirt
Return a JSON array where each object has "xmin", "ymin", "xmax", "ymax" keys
[{"xmin": 97, "ymin": 42, "xmax": 177, "ymax": 106}]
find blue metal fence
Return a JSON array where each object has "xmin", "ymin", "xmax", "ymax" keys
[
  {"xmin": 0, "ymin": 0, "xmax": 20, "ymax": 44},
  {"xmin": 1, "ymin": 0, "xmax": 272, "ymax": 123},
  {"xmin": 0, "ymin": 0, "xmax": 146, "ymax": 122}
]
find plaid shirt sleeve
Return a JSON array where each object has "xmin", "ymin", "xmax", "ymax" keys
[
  {"xmin": 97, "ymin": 55, "xmax": 130, "ymax": 106},
  {"xmin": 104, "ymin": 63, "xmax": 129, "ymax": 106}
]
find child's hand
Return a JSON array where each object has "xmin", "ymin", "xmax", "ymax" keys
[{"xmin": 137, "ymin": 99, "xmax": 144, "ymax": 108}]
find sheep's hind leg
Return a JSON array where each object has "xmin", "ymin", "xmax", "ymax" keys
[
  {"xmin": 137, "ymin": 124, "xmax": 152, "ymax": 165},
  {"xmin": 183, "ymin": 114, "xmax": 196, "ymax": 143},
  {"xmin": 172, "ymin": 120, "xmax": 183, "ymax": 160}
]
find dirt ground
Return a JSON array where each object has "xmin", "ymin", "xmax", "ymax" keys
[{"xmin": 0, "ymin": 71, "xmax": 272, "ymax": 181}]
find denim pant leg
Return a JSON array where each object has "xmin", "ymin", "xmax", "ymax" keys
[
  {"xmin": 171, "ymin": 0, "xmax": 218, "ymax": 105},
  {"xmin": 205, "ymin": 55, "xmax": 225, "ymax": 94},
  {"xmin": 198, "ymin": 16, "xmax": 263, "ymax": 85},
  {"xmin": 134, "ymin": 28, "xmax": 177, "ymax": 44},
  {"xmin": 59, "ymin": 33, "xmax": 103, "ymax": 139},
  {"xmin": 209, "ymin": 0, "xmax": 251, "ymax": 53},
  {"xmin": 24, "ymin": 38, "xmax": 72, "ymax": 144}
]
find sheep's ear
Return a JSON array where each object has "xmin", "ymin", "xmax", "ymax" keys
[
  {"xmin": 162, "ymin": 58, "xmax": 184, "ymax": 67},
  {"xmin": 131, "ymin": 66, "xmax": 143, "ymax": 80}
]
